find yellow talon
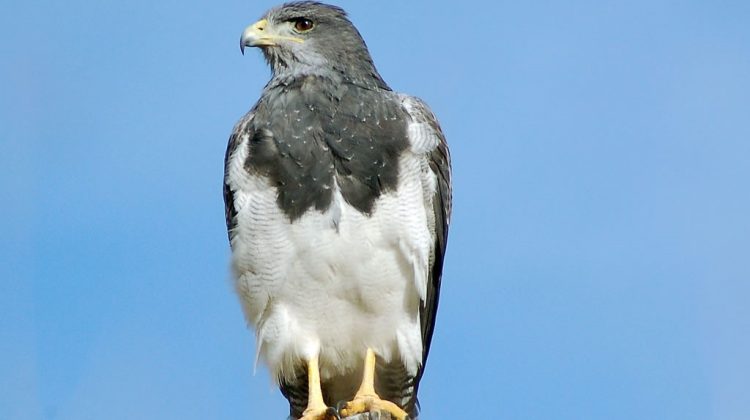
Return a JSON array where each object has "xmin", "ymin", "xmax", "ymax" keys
[
  {"xmin": 339, "ymin": 348, "xmax": 409, "ymax": 420},
  {"xmin": 299, "ymin": 355, "xmax": 335, "ymax": 420}
]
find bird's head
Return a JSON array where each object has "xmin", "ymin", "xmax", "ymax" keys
[{"xmin": 240, "ymin": 1, "xmax": 387, "ymax": 88}]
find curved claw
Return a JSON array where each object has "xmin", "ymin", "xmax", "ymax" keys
[
  {"xmin": 327, "ymin": 406, "xmax": 341, "ymax": 420},
  {"xmin": 339, "ymin": 396, "xmax": 408, "ymax": 420}
]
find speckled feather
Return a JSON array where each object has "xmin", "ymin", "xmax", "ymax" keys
[{"xmin": 245, "ymin": 76, "xmax": 408, "ymax": 220}]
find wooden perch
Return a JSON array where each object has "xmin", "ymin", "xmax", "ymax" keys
[
  {"xmin": 340, "ymin": 412, "xmax": 394, "ymax": 420},
  {"xmin": 287, "ymin": 411, "xmax": 395, "ymax": 420}
]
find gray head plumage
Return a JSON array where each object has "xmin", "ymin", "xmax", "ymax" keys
[{"xmin": 240, "ymin": 1, "xmax": 389, "ymax": 89}]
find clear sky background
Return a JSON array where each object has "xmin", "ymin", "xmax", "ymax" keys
[{"xmin": 2, "ymin": 0, "xmax": 749, "ymax": 419}]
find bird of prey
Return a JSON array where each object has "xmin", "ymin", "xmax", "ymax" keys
[{"xmin": 223, "ymin": 2, "xmax": 451, "ymax": 419}]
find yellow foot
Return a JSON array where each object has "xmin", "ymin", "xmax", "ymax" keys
[
  {"xmin": 299, "ymin": 405, "xmax": 336, "ymax": 420},
  {"xmin": 339, "ymin": 394, "xmax": 409, "ymax": 420}
]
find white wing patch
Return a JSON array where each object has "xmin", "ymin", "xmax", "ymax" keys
[
  {"xmin": 402, "ymin": 96, "xmax": 441, "ymax": 154},
  {"xmin": 400, "ymin": 95, "xmax": 443, "ymax": 304}
]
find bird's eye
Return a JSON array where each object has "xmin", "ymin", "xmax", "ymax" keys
[{"xmin": 293, "ymin": 18, "xmax": 314, "ymax": 32}]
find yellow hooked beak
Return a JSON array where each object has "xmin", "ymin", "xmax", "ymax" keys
[{"xmin": 240, "ymin": 19, "xmax": 304, "ymax": 54}]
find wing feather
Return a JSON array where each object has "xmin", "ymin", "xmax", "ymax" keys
[
  {"xmin": 223, "ymin": 111, "xmax": 255, "ymax": 244},
  {"xmin": 398, "ymin": 94, "xmax": 452, "ymax": 414}
]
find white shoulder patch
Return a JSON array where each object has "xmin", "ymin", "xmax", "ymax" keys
[{"xmin": 401, "ymin": 95, "xmax": 441, "ymax": 154}]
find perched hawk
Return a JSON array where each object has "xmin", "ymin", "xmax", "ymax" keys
[{"xmin": 223, "ymin": 2, "xmax": 451, "ymax": 419}]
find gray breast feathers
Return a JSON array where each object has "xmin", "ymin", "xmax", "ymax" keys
[{"xmin": 230, "ymin": 76, "xmax": 411, "ymax": 223}]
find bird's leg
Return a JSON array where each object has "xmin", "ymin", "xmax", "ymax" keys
[
  {"xmin": 339, "ymin": 348, "xmax": 409, "ymax": 420},
  {"xmin": 299, "ymin": 355, "xmax": 334, "ymax": 420}
]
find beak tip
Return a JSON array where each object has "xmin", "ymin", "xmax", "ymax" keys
[{"xmin": 240, "ymin": 18, "xmax": 269, "ymax": 56}]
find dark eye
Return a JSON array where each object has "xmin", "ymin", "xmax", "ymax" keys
[{"xmin": 293, "ymin": 18, "xmax": 314, "ymax": 32}]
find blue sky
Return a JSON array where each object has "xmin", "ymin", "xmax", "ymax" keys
[{"xmin": 2, "ymin": 0, "xmax": 749, "ymax": 419}]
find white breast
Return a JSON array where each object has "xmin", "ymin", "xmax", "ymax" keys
[{"xmin": 226, "ymin": 132, "xmax": 434, "ymax": 384}]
